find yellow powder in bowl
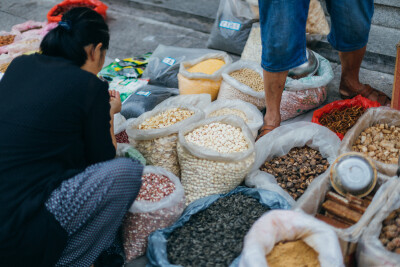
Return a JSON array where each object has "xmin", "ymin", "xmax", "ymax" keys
[
  {"xmin": 186, "ymin": 59, "xmax": 225, "ymax": 75},
  {"xmin": 266, "ymin": 240, "xmax": 320, "ymax": 267}
]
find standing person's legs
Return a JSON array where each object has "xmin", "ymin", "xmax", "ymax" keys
[
  {"xmin": 46, "ymin": 158, "xmax": 143, "ymax": 267},
  {"xmin": 326, "ymin": 0, "xmax": 390, "ymax": 106},
  {"xmin": 258, "ymin": 0, "xmax": 310, "ymax": 139}
]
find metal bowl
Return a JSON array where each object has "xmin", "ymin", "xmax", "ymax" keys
[{"xmin": 288, "ymin": 49, "xmax": 319, "ymax": 79}]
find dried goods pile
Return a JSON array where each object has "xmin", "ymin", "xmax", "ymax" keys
[
  {"xmin": 266, "ymin": 240, "xmax": 320, "ymax": 267},
  {"xmin": 260, "ymin": 146, "xmax": 329, "ymax": 200},
  {"xmin": 229, "ymin": 68, "xmax": 264, "ymax": 92},
  {"xmin": 0, "ymin": 35, "xmax": 16, "ymax": 47},
  {"xmin": 185, "ymin": 122, "xmax": 248, "ymax": 153},
  {"xmin": 320, "ymin": 106, "xmax": 366, "ymax": 136},
  {"xmin": 115, "ymin": 130, "xmax": 129, "ymax": 144},
  {"xmin": 136, "ymin": 173, "xmax": 176, "ymax": 201},
  {"xmin": 316, "ymin": 190, "xmax": 373, "ymax": 229},
  {"xmin": 352, "ymin": 124, "xmax": 400, "ymax": 164},
  {"xmin": 0, "ymin": 62, "xmax": 11, "ymax": 73},
  {"xmin": 379, "ymin": 208, "xmax": 400, "ymax": 254},
  {"xmin": 186, "ymin": 58, "xmax": 225, "ymax": 75},
  {"xmin": 167, "ymin": 194, "xmax": 270, "ymax": 267},
  {"xmin": 138, "ymin": 108, "xmax": 194, "ymax": 130},
  {"xmin": 209, "ymin": 108, "xmax": 249, "ymax": 122}
]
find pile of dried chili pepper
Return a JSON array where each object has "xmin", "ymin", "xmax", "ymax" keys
[{"xmin": 319, "ymin": 106, "xmax": 366, "ymax": 136}]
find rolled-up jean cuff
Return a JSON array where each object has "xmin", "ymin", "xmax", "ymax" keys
[
  {"xmin": 261, "ymin": 57, "xmax": 308, "ymax": 73},
  {"xmin": 328, "ymin": 35, "xmax": 369, "ymax": 53}
]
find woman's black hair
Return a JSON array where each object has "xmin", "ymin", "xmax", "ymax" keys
[{"xmin": 40, "ymin": 7, "xmax": 109, "ymax": 66}]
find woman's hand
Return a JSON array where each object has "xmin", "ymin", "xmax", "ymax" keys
[{"xmin": 109, "ymin": 90, "xmax": 121, "ymax": 115}]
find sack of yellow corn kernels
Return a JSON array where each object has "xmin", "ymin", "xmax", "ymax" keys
[
  {"xmin": 126, "ymin": 103, "xmax": 205, "ymax": 177},
  {"xmin": 178, "ymin": 52, "xmax": 232, "ymax": 101},
  {"xmin": 177, "ymin": 115, "xmax": 255, "ymax": 204}
]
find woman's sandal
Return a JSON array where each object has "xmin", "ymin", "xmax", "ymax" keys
[
  {"xmin": 340, "ymin": 84, "xmax": 391, "ymax": 106},
  {"xmin": 256, "ymin": 125, "xmax": 278, "ymax": 141}
]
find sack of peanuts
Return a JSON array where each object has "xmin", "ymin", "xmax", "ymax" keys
[
  {"xmin": 116, "ymin": 143, "xmax": 146, "ymax": 165},
  {"xmin": 246, "ymin": 122, "xmax": 340, "ymax": 206},
  {"xmin": 295, "ymin": 174, "xmax": 397, "ymax": 265},
  {"xmin": 178, "ymin": 52, "xmax": 232, "ymax": 101},
  {"xmin": 217, "ymin": 60, "xmax": 265, "ymax": 109},
  {"xmin": 155, "ymin": 94, "xmax": 212, "ymax": 111},
  {"xmin": 177, "ymin": 115, "xmax": 255, "ymax": 204},
  {"xmin": 122, "ymin": 166, "xmax": 185, "ymax": 261},
  {"xmin": 126, "ymin": 103, "xmax": 204, "ymax": 177},
  {"xmin": 339, "ymin": 107, "xmax": 400, "ymax": 177},
  {"xmin": 357, "ymin": 179, "xmax": 400, "ymax": 267},
  {"xmin": 240, "ymin": 210, "xmax": 344, "ymax": 267},
  {"xmin": 203, "ymin": 99, "xmax": 263, "ymax": 138}
]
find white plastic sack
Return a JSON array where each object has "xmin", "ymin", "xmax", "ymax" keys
[
  {"xmin": 240, "ymin": 210, "xmax": 344, "ymax": 267},
  {"xmin": 217, "ymin": 60, "xmax": 265, "ymax": 109},
  {"xmin": 177, "ymin": 115, "xmax": 256, "ymax": 204},
  {"xmin": 246, "ymin": 122, "xmax": 341, "ymax": 205},
  {"xmin": 203, "ymin": 99, "xmax": 263, "ymax": 138},
  {"xmin": 357, "ymin": 179, "xmax": 400, "ymax": 267},
  {"xmin": 122, "ymin": 166, "xmax": 185, "ymax": 260},
  {"xmin": 116, "ymin": 143, "xmax": 146, "ymax": 166},
  {"xmin": 155, "ymin": 94, "xmax": 212, "ymax": 111},
  {"xmin": 339, "ymin": 107, "xmax": 400, "ymax": 177}
]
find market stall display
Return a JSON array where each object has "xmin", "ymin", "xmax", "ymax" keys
[
  {"xmin": 122, "ymin": 166, "xmax": 185, "ymax": 261},
  {"xmin": 178, "ymin": 52, "xmax": 232, "ymax": 101},
  {"xmin": 47, "ymin": 0, "xmax": 108, "ymax": 22},
  {"xmin": 177, "ymin": 116, "xmax": 255, "ymax": 204},
  {"xmin": 146, "ymin": 187, "xmax": 291, "ymax": 267}
]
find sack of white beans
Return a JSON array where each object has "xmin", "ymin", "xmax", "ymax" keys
[
  {"xmin": 217, "ymin": 60, "xmax": 265, "ymax": 109},
  {"xmin": 203, "ymin": 99, "xmax": 263, "ymax": 138},
  {"xmin": 177, "ymin": 115, "xmax": 255, "ymax": 204},
  {"xmin": 126, "ymin": 103, "xmax": 205, "ymax": 177},
  {"xmin": 122, "ymin": 166, "xmax": 185, "ymax": 260}
]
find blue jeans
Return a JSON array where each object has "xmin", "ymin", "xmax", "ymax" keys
[{"xmin": 259, "ymin": 0, "xmax": 374, "ymax": 72}]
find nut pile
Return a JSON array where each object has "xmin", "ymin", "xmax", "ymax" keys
[
  {"xmin": 136, "ymin": 173, "xmax": 175, "ymax": 202},
  {"xmin": 185, "ymin": 122, "xmax": 248, "ymax": 153},
  {"xmin": 352, "ymin": 124, "xmax": 400, "ymax": 164},
  {"xmin": 167, "ymin": 193, "xmax": 270, "ymax": 267},
  {"xmin": 320, "ymin": 106, "xmax": 366, "ymax": 136},
  {"xmin": 230, "ymin": 68, "xmax": 264, "ymax": 92},
  {"xmin": 0, "ymin": 35, "xmax": 16, "ymax": 47},
  {"xmin": 380, "ymin": 208, "xmax": 400, "ymax": 254},
  {"xmin": 138, "ymin": 108, "xmax": 194, "ymax": 130},
  {"xmin": 208, "ymin": 108, "xmax": 249, "ymax": 122},
  {"xmin": 260, "ymin": 146, "xmax": 329, "ymax": 200}
]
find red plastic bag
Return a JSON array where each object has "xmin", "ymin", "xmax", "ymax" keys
[
  {"xmin": 312, "ymin": 95, "xmax": 381, "ymax": 140},
  {"xmin": 47, "ymin": 0, "xmax": 108, "ymax": 23}
]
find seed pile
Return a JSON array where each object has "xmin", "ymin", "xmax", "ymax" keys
[
  {"xmin": 230, "ymin": 68, "xmax": 264, "ymax": 92},
  {"xmin": 167, "ymin": 193, "xmax": 270, "ymax": 267},
  {"xmin": 138, "ymin": 108, "xmax": 194, "ymax": 130},
  {"xmin": 0, "ymin": 35, "xmax": 16, "ymax": 47},
  {"xmin": 320, "ymin": 106, "xmax": 366, "ymax": 135},
  {"xmin": 185, "ymin": 122, "xmax": 248, "ymax": 153},
  {"xmin": 352, "ymin": 124, "xmax": 400, "ymax": 164},
  {"xmin": 260, "ymin": 146, "xmax": 329, "ymax": 200},
  {"xmin": 380, "ymin": 208, "xmax": 400, "ymax": 254},
  {"xmin": 0, "ymin": 62, "xmax": 10, "ymax": 73},
  {"xmin": 266, "ymin": 240, "xmax": 320, "ymax": 267},
  {"xmin": 136, "ymin": 173, "xmax": 176, "ymax": 202},
  {"xmin": 209, "ymin": 108, "xmax": 249, "ymax": 123},
  {"xmin": 186, "ymin": 58, "xmax": 225, "ymax": 75}
]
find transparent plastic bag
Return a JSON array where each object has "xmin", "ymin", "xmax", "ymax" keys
[
  {"xmin": 357, "ymin": 180, "xmax": 400, "ymax": 267},
  {"xmin": 203, "ymin": 99, "xmax": 263, "ymax": 138},
  {"xmin": 240, "ymin": 210, "xmax": 344, "ymax": 267},
  {"xmin": 123, "ymin": 166, "xmax": 185, "ymax": 260},
  {"xmin": 116, "ymin": 143, "xmax": 146, "ymax": 165},
  {"xmin": 339, "ymin": 107, "xmax": 400, "ymax": 177},
  {"xmin": 177, "ymin": 116, "xmax": 255, "ymax": 204}
]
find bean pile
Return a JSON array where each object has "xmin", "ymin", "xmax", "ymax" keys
[
  {"xmin": 136, "ymin": 173, "xmax": 175, "ymax": 202},
  {"xmin": 115, "ymin": 130, "xmax": 129, "ymax": 144},
  {"xmin": 138, "ymin": 108, "xmax": 194, "ymax": 130},
  {"xmin": 230, "ymin": 68, "xmax": 264, "ymax": 92},
  {"xmin": 380, "ymin": 208, "xmax": 400, "ymax": 254},
  {"xmin": 260, "ymin": 146, "xmax": 329, "ymax": 200},
  {"xmin": 352, "ymin": 124, "xmax": 400, "ymax": 164},
  {"xmin": 0, "ymin": 35, "xmax": 16, "ymax": 47},
  {"xmin": 185, "ymin": 122, "xmax": 248, "ymax": 153},
  {"xmin": 53, "ymin": 3, "xmax": 96, "ymax": 16},
  {"xmin": 320, "ymin": 106, "xmax": 366, "ymax": 135},
  {"xmin": 167, "ymin": 193, "xmax": 270, "ymax": 267},
  {"xmin": 209, "ymin": 108, "xmax": 249, "ymax": 123}
]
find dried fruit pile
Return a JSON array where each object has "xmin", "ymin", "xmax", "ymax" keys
[
  {"xmin": 352, "ymin": 124, "xmax": 400, "ymax": 164},
  {"xmin": 319, "ymin": 106, "xmax": 366, "ymax": 136},
  {"xmin": 380, "ymin": 208, "xmax": 400, "ymax": 253},
  {"xmin": 260, "ymin": 146, "xmax": 329, "ymax": 200}
]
